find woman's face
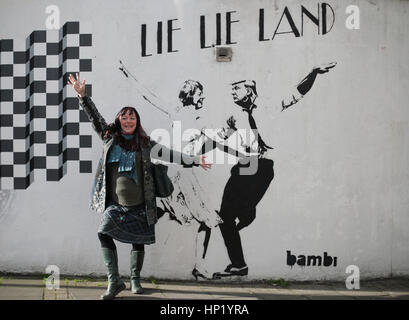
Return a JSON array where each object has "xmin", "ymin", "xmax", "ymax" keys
[
  {"xmin": 192, "ymin": 88, "xmax": 205, "ymax": 108},
  {"xmin": 119, "ymin": 110, "xmax": 137, "ymax": 135}
]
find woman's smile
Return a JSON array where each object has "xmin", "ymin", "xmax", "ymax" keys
[{"xmin": 120, "ymin": 112, "xmax": 137, "ymax": 134}]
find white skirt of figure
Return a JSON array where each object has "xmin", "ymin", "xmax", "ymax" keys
[
  {"xmin": 158, "ymin": 168, "xmax": 223, "ymax": 228},
  {"xmin": 157, "ymin": 110, "xmax": 223, "ymax": 228}
]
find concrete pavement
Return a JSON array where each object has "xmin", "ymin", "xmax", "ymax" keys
[{"xmin": 0, "ymin": 276, "xmax": 408, "ymax": 300}]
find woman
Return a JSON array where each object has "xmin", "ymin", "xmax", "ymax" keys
[
  {"xmin": 67, "ymin": 73, "xmax": 211, "ymax": 300},
  {"xmin": 157, "ymin": 80, "xmax": 222, "ymax": 280}
]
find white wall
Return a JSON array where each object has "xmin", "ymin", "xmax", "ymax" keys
[{"xmin": 0, "ymin": 0, "xmax": 408, "ymax": 281}]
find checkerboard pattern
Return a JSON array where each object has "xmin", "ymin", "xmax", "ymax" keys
[{"xmin": 0, "ymin": 21, "xmax": 93, "ymax": 190}]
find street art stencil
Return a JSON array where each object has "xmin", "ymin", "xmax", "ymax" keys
[
  {"xmin": 119, "ymin": 60, "xmax": 336, "ymax": 280},
  {"xmin": 133, "ymin": 1, "xmax": 341, "ymax": 279},
  {"xmin": 0, "ymin": 22, "xmax": 93, "ymax": 190}
]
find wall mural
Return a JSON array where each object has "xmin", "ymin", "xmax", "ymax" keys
[
  {"xmin": 120, "ymin": 59, "xmax": 336, "ymax": 279},
  {"xmin": 127, "ymin": 1, "xmax": 340, "ymax": 279},
  {"xmin": 0, "ymin": 2, "xmax": 341, "ymax": 279},
  {"xmin": 0, "ymin": 22, "xmax": 93, "ymax": 190},
  {"xmin": 134, "ymin": 2, "xmax": 339, "ymax": 280}
]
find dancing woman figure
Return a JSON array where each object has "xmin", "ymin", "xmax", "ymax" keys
[{"xmin": 157, "ymin": 80, "xmax": 223, "ymax": 280}]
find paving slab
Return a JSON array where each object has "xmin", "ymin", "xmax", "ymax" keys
[
  {"xmin": 0, "ymin": 277, "xmax": 408, "ymax": 300},
  {"xmin": 157, "ymin": 283, "xmax": 258, "ymax": 300},
  {"xmin": 0, "ymin": 279, "xmax": 44, "ymax": 300}
]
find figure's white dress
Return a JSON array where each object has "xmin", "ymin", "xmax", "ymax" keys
[{"xmin": 157, "ymin": 105, "xmax": 223, "ymax": 228}]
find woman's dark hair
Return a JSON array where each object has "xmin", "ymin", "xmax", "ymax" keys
[{"xmin": 104, "ymin": 106, "xmax": 150, "ymax": 151}]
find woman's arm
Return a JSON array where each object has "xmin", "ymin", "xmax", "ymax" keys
[
  {"xmin": 149, "ymin": 138, "xmax": 211, "ymax": 170},
  {"xmin": 78, "ymin": 96, "xmax": 109, "ymax": 141},
  {"xmin": 67, "ymin": 73, "xmax": 109, "ymax": 140}
]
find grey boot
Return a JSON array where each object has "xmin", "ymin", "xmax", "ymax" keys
[
  {"xmin": 130, "ymin": 250, "xmax": 145, "ymax": 294},
  {"xmin": 100, "ymin": 248, "xmax": 126, "ymax": 300}
]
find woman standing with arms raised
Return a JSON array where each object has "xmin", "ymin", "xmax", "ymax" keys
[{"xmin": 67, "ymin": 73, "xmax": 211, "ymax": 300}]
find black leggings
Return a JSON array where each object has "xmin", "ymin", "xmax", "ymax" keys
[{"xmin": 98, "ymin": 232, "xmax": 144, "ymax": 252}]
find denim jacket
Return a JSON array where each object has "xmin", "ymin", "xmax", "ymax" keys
[{"xmin": 79, "ymin": 96, "xmax": 200, "ymax": 225}]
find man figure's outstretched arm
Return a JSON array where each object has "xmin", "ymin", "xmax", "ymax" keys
[{"xmin": 281, "ymin": 61, "xmax": 337, "ymax": 111}]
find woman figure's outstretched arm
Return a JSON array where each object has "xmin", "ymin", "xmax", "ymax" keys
[
  {"xmin": 149, "ymin": 138, "xmax": 211, "ymax": 171},
  {"xmin": 67, "ymin": 73, "xmax": 109, "ymax": 140}
]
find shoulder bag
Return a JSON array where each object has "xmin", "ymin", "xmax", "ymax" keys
[{"xmin": 152, "ymin": 163, "xmax": 174, "ymax": 198}]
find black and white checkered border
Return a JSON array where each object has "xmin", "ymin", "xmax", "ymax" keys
[{"xmin": 0, "ymin": 21, "xmax": 93, "ymax": 190}]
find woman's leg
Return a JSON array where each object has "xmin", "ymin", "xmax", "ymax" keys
[
  {"xmin": 98, "ymin": 232, "xmax": 117, "ymax": 250},
  {"xmin": 130, "ymin": 243, "xmax": 145, "ymax": 294},
  {"xmin": 132, "ymin": 243, "xmax": 144, "ymax": 252},
  {"xmin": 97, "ymin": 232, "xmax": 125, "ymax": 300},
  {"xmin": 193, "ymin": 223, "xmax": 212, "ymax": 279}
]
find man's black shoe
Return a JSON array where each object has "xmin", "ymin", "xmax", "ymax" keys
[
  {"xmin": 213, "ymin": 265, "xmax": 248, "ymax": 279},
  {"xmin": 224, "ymin": 264, "xmax": 234, "ymax": 272}
]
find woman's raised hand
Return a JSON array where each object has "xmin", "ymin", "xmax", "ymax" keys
[
  {"xmin": 67, "ymin": 73, "xmax": 86, "ymax": 97},
  {"xmin": 199, "ymin": 156, "xmax": 212, "ymax": 171}
]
